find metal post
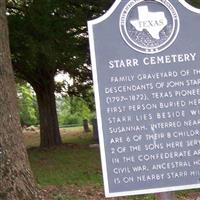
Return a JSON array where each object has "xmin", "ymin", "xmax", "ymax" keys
[{"xmin": 155, "ymin": 192, "xmax": 175, "ymax": 200}]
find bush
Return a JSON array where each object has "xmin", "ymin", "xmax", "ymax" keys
[
  {"xmin": 63, "ymin": 114, "xmax": 82, "ymax": 126},
  {"xmin": 57, "ymin": 96, "xmax": 93, "ymax": 127}
]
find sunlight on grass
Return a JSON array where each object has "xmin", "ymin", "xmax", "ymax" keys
[{"xmin": 23, "ymin": 126, "xmax": 95, "ymax": 148}]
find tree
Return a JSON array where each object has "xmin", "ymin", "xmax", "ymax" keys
[
  {"xmin": 17, "ymin": 83, "xmax": 39, "ymax": 126},
  {"xmin": 0, "ymin": 1, "xmax": 42, "ymax": 199},
  {"xmin": 7, "ymin": 0, "xmax": 114, "ymax": 148}
]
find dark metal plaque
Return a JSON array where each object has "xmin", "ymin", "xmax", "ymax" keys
[{"xmin": 88, "ymin": 0, "xmax": 200, "ymax": 197}]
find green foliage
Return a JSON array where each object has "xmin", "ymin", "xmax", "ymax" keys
[
  {"xmin": 7, "ymin": 0, "xmax": 113, "ymax": 86},
  {"xmin": 62, "ymin": 115, "xmax": 82, "ymax": 126},
  {"xmin": 17, "ymin": 83, "xmax": 39, "ymax": 126},
  {"xmin": 7, "ymin": 0, "xmax": 112, "ymax": 140},
  {"xmin": 57, "ymin": 96, "xmax": 93, "ymax": 126},
  {"xmin": 186, "ymin": 0, "xmax": 200, "ymax": 8},
  {"xmin": 7, "ymin": 0, "xmax": 116, "ymax": 97}
]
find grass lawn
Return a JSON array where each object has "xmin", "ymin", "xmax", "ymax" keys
[{"xmin": 24, "ymin": 127, "xmax": 200, "ymax": 200}]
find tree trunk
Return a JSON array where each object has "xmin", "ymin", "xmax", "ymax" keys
[
  {"xmin": 34, "ymin": 76, "xmax": 62, "ymax": 148},
  {"xmin": 0, "ymin": 1, "xmax": 43, "ymax": 199}
]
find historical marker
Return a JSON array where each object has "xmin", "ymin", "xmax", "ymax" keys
[{"xmin": 88, "ymin": 0, "xmax": 200, "ymax": 198}]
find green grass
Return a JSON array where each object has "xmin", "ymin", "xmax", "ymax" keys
[
  {"xmin": 26, "ymin": 127, "xmax": 155, "ymax": 199},
  {"xmin": 29, "ymin": 146, "xmax": 102, "ymax": 187},
  {"xmin": 25, "ymin": 127, "xmax": 200, "ymax": 199}
]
